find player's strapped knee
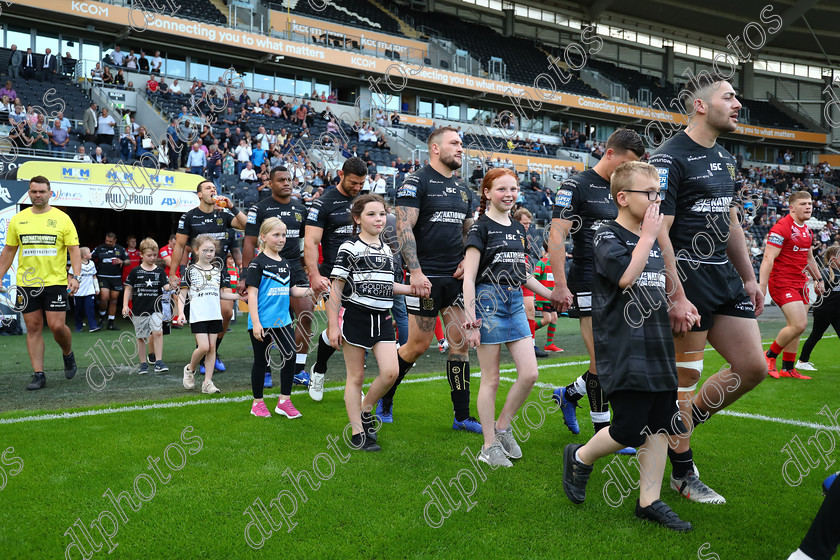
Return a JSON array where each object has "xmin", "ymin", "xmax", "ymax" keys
[
  {"xmin": 584, "ymin": 371, "xmax": 608, "ymax": 413},
  {"xmin": 676, "ymin": 351, "xmax": 704, "ymax": 392}
]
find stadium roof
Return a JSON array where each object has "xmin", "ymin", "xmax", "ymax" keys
[{"xmin": 517, "ymin": 0, "xmax": 840, "ymax": 68}]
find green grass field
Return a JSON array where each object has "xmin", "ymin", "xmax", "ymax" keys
[{"xmin": 0, "ymin": 308, "xmax": 837, "ymax": 559}]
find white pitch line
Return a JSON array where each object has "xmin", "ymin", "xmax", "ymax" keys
[{"xmin": 0, "ymin": 359, "xmax": 835, "ymax": 433}]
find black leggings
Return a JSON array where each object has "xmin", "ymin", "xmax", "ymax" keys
[
  {"xmin": 799, "ymin": 308, "xmax": 840, "ymax": 362},
  {"xmin": 798, "ymin": 476, "xmax": 840, "ymax": 560},
  {"xmin": 250, "ymin": 326, "xmax": 296, "ymax": 399}
]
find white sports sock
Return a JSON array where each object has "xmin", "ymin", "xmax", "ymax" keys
[
  {"xmin": 108, "ymin": 315, "xmax": 115, "ymax": 320},
  {"xmin": 296, "ymin": 353, "xmax": 306, "ymax": 367}
]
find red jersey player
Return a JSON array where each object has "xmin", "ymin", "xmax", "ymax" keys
[
  {"xmin": 534, "ymin": 250, "xmax": 562, "ymax": 352},
  {"xmin": 759, "ymin": 191, "xmax": 823, "ymax": 379}
]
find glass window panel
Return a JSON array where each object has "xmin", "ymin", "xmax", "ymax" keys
[
  {"xmin": 754, "ymin": 60, "xmax": 766, "ymax": 71},
  {"xmin": 418, "ymin": 99, "xmax": 432, "ymax": 117},
  {"xmin": 542, "ymin": 12, "xmax": 554, "ymax": 23},
  {"xmin": 36, "ymin": 33, "xmax": 59, "ymax": 54},
  {"xmin": 189, "ymin": 60, "xmax": 209, "ymax": 81},
  {"xmin": 315, "ymin": 81, "xmax": 329, "ymax": 98},
  {"xmin": 275, "ymin": 76, "xmax": 294, "ymax": 95},
  {"xmin": 467, "ymin": 107, "xmax": 479, "ymax": 121},
  {"xmin": 81, "ymin": 40, "xmax": 100, "ymax": 65},
  {"xmin": 433, "ymin": 102, "xmax": 446, "ymax": 119},
  {"xmin": 686, "ymin": 44, "xmax": 699, "ymax": 57},
  {"xmin": 766, "ymin": 60, "xmax": 780, "ymax": 73},
  {"xmin": 166, "ymin": 58, "xmax": 186, "ymax": 78},
  {"xmin": 488, "ymin": 0, "xmax": 502, "ymax": 10},
  {"xmin": 386, "ymin": 92, "xmax": 401, "ymax": 112},
  {"xmin": 294, "ymin": 78, "xmax": 311, "ymax": 96},
  {"xmin": 208, "ymin": 64, "xmax": 226, "ymax": 85},
  {"xmin": 780, "ymin": 62, "xmax": 794, "ymax": 75},
  {"xmin": 514, "ymin": 6, "xmax": 527, "ymax": 17},
  {"xmin": 447, "ymin": 103, "xmax": 459, "ymax": 120},
  {"xmin": 809, "ymin": 66, "xmax": 822, "ymax": 79},
  {"xmin": 650, "ymin": 36, "xmax": 662, "ymax": 48},
  {"xmin": 700, "ymin": 48, "xmax": 713, "ymax": 60},
  {"xmin": 61, "ymin": 38, "xmax": 80, "ymax": 61},
  {"xmin": 6, "ymin": 28, "xmax": 32, "ymax": 50}
]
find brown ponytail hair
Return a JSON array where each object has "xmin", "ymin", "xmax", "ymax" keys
[
  {"xmin": 350, "ymin": 193, "xmax": 387, "ymax": 236},
  {"xmin": 478, "ymin": 167, "xmax": 518, "ymax": 217},
  {"xmin": 825, "ymin": 244, "xmax": 840, "ymax": 283}
]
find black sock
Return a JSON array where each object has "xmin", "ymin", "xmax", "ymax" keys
[
  {"xmin": 564, "ymin": 370, "xmax": 587, "ymax": 404},
  {"xmin": 148, "ymin": 353, "xmax": 156, "ymax": 363},
  {"xmin": 215, "ymin": 337, "xmax": 223, "ymax": 353},
  {"xmin": 313, "ymin": 333, "xmax": 335, "ymax": 374},
  {"xmin": 382, "ymin": 355, "xmax": 412, "ymax": 407},
  {"xmin": 782, "ymin": 359, "xmax": 795, "ymax": 371},
  {"xmin": 766, "ymin": 348, "xmax": 779, "ymax": 359},
  {"xmin": 668, "ymin": 448, "xmax": 694, "ymax": 479},
  {"xmin": 447, "ymin": 360, "xmax": 470, "ymax": 421}
]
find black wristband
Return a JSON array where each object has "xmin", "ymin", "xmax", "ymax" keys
[{"xmin": 230, "ymin": 205, "xmax": 241, "ymax": 217}]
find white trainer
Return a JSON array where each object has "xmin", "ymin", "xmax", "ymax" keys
[
  {"xmin": 796, "ymin": 360, "xmax": 817, "ymax": 371},
  {"xmin": 309, "ymin": 371, "xmax": 325, "ymax": 401}
]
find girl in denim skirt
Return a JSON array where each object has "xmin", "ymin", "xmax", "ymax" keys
[{"xmin": 463, "ymin": 168, "xmax": 554, "ymax": 468}]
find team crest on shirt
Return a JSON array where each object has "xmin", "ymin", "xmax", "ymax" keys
[
  {"xmin": 295, "ymin": 212, "xmax": 303, "ymax": 223},
  {"xmin": 216, "ymin": 218, "xmax": 224, "ymax": 226},
  {"xmin": 460, "ymin": 190, "xmax": 468, "ymax": 204},
  {"xmin": 727, "ymin": 163, "xmax": 736, "ymax": 180},
  {"xmin": 520, "ymin": 236, "xmax": 525, "ymax": 247},
  {"xmin": 422, "ymin": 298, "xmax": 435, "ymax": 311},
  {"xmin": 47, "ymin": 219, "xmax": 57, "ymax": 228}
]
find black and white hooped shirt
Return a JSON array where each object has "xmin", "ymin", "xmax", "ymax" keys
[{"xmin": 331, "ymin": 236, "xmax": 395, "ymax": 312}]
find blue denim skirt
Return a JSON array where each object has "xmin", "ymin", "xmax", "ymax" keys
[{"xmin": 475, "ymin": 283, "xmax": 531, "ymax": 345}]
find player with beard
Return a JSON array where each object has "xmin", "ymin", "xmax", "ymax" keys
[
  {"xmin": 241, "ymin": 166, "xmax": 312, "ymax": 389},
  {"xmin": 377, "ymin": 126, "xmax": 480, "ymax": 433},
  {"xmin": 303, "ymin": 157, "xmax": 367, "ymax": 401},
  {"xmin": 169, "ymin": 180, "xmax": 247, "ymax": 373},
  {"xmin": 649, "ymin": 73, "xmax": 767, "ymax": 505},
  {"xmin": 548, "ymin": 129, "xmax": 644, "ymax": 453}
]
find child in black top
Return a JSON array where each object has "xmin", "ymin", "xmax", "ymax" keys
[
  {"xmin": 327, "ymin": 194, "xmax": 413, "ymax": 452},
  {"xmin": 562, "ymin": 161, "xmax": 697, "ymax": 532},
  {"xmin": 798, "ymin": 244, "xmax": 840, "ymax": 369},
  {"xmin": 463, "ymin": 168, "xmax": 553, "ymax": 468},
  {"xmin": 123, "ymin": 238, "xmax": 171, "ymax": 374}
]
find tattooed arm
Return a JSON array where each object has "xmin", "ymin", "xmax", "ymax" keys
[{"xmin": 396, "ymin": 205, "xmax": 429, "ymax": 297}]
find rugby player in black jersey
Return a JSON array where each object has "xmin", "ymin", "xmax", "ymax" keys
[
  {"xmin": 303, "ymin": 157, "xmax": 367, "ymax": 401},
  {"xmin": 169, "ymin": 180, "xmax": 247, "ymax": 373},
  {"xmin": 650, "ymin": 73, "xmax": 767, "ymax": 504},
  {"xmin": 379, "ymin": 126, "xmax": 481, "ymax": 433},
  {"xmin": 91, "ymin": 232, "xmax": 129, "ymax": 330},
  {"xmin": 548, "ymin": 129, "xmax": 644, "ymax": 454},
  {"xmin": 242, "ymin": 166, "xmax": 311, "ymax": 389}
]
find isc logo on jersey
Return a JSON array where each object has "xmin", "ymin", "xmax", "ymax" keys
[
  {"xmin": 555, "ymin": 189, "xmax": 572, "ymax": 207},
  {"xmin": 657, "ymin": 168, "xmax": 668, "ymax": 190}
]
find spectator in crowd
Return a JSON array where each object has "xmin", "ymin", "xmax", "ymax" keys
[
  {"xmin": 207, "ymin": 144, "xmax": 222, "ymax": 187},
  {"xmin": 102, "ymin": 66, "xmax": 113, "ymax": 85},
  {"xmin": 120, "ymin": 125, "xmax": 136, "ymax": 161},
  {"xmin": 91, "ymin": 146, "xmax": 108, "ymax": 164},
  {"xmin": 49, "ymin": 118, "xmax": 69, "ymax": 152},
  {"xmin": 90, "ymin": 62, "xmax": 104, "ymax": 83},
  {"xmin": 20, "ymin": 48, "xmax": 36, "ymax": 80},
  {"xmin": 146, "ymin": 75, "xmax": 159, "ymax": 94},
  {"xmin": 187, "ymin": 142, "xmax": 207, "ymax": 176},
  {"xmin": 125, "ymin": 49, "xmax": 137, "ymax": 69},
  {"xmin": 170, "ymin": 79, "xmax": 182, "ymax": 95},
  {"xmin": 40, "ymin": 48, "xmax": 58, "ymax": 82},
  {"xmin": 0, "ymin": 80, "xmax": 17, "ymax": 101},
  {"xmin": 0, "ymin": 95, "xmax": 13, "ymax": 112},
  {"xmin": 31, "ymin": 119, "xmax": 50, "ymax": 151},
  {"xmin": 234, "ymin": 138, "xmax": 251, "ymax": 174},
  {"xmin": 222, "ymin": 149, "xmax": 235, "ymax": 176},
  {"xmin": 239, "ymin": 161, "xmax": 258, "ymax": 184},
  {"xmin": 96, "ymin": 107, "xmax": 116, "ymax": 146},
  {"xmin": 138, "ymin": 51, "xmax": 150, "ymax": 72},
  {"xmin": 110, "ymin": 45, "xmax": 125, "ymax": 66},
  {"xmin": 74, "ymin": 145, "xmax": 91, "ymax": 162},
  {"xmin": 83, "ymin": 102, "xmax": 98, "ymax": 142},
  {"xmin": 7, "ymin": 45, "xmax": 21, "ymax": 80},
  {"xmin": 390, "ymin": 111, "xmax": 400, "ymax": 126},
  {"xmin": 151, "ymin": 50, "xmax": 163, "ymax": 74},
  {"xmin": 113, "ymin": 68, "xmax": 126, "ymax": 89}
]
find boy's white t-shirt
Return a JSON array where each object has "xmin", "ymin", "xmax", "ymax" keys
[
  {"xmin": 77, "ymin": 260, "xmax": 98, "ymax": 296},
  {"xmin": 184, "ymin": 265, "xmax": 223, "ymax": 322}
]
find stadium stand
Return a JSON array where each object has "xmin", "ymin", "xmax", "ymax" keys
[{"xmin": 273, "ymin": 0, "xmax": 402, "ymax": 36}]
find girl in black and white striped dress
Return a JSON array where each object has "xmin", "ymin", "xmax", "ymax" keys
[{"xmin": 328, "ymin": 194, "xmax": 414, "ymax": 451}]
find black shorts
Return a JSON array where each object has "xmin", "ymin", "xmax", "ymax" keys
[
  {"xmin": 341, "ymin": 304, "xmax": 395, "ymax": 349},
  {"xmin": 567, "ymin": 263, "xmax": 592, "ymax": 319},
  {"xmin": 608, "ymin": 390, "xmax": 686, "ymax": 448},
  {"xmin": 99, "ymin": 276, "xmax": 123, "ymax": 291},
  {"xmin": 405, "ymin": 275, "xmax": 463, "ymax": 317},
  {"xmin": 14, "ymin": 285, "xmax": 69, "ymax": 314},
  {"xmin": 535, "ymin": 301, "xmax": 554, "ymax": 312},
  {"xmin": 191, "ymin": 319, "xmax": 223, "ymax": 334},
  {"xmin": 681, "ymin": 262, "xmax": 755, "ymax": 331}
]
